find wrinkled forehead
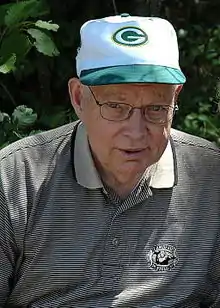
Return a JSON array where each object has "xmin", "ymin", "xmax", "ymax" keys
[{"xmin": 90, "ymin": 83, "xmax": 178, "ymax": 99}]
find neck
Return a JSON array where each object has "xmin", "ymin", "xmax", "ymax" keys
[
  {"xmin": 103, "ymin": 174, "xmax": 141, "ymax": 199},
  {"xmin": 95, "ymin": 160, "xmax": 145, "ymax": 198},
  {"xmin": 107, "ymin": 180, "xmax": 138, "ymax": 199},
  {"xmin": 89, "ymin": 146, "xmax": 152, "ymax": 199}
]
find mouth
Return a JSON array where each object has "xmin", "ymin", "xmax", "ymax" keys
[
  {"xmin": 119, "ymin": 148, "xmax": 147, "ymax": 157},
  {"xmin": 124, "ymin": 149, "xmax": 144, "ymax": 153}
]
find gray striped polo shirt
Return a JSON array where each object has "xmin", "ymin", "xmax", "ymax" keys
[{"xmin": 0, "ymin": 121, "xmax": 220, "ymax": 308}]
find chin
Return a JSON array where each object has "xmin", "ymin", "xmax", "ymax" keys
[{"xmin": 117, "ymin": 163, "xmax": 147, "ymax": 177}]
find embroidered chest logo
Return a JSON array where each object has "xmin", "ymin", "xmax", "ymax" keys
[
  {"xmin": 148, "ymin": 244, "xmax": 178, "ymax": 271},
  {"xmin": 112, "ymin": 26, "xmax": 148, "ymax": 46}
]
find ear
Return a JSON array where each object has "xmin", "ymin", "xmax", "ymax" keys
[
  {"xmin": 174, "ymin": 85, "xmax": 183, "ymax": 103},
  {"xmin": 68, "ymin": 77, "xmax": 83, "ymax": 118}
]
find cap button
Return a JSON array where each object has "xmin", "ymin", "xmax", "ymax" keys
[{"xmin": 120, "ymin": 13, "xmax": 130, "ymax": 17}]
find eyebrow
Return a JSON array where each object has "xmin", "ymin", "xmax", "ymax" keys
[
  {"xmin": 97, "ymin": 90, "xmax": 172, "ymax": 104},
  {"xmin": 100, "ymin": 95, "xmax": 128, "ymax": 103}
]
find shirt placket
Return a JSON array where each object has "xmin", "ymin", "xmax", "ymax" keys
[
  {"xmin": 100, "ymin": 179, "xmax": 153, "ymax": 291},
  {"xmin": 100, "ymin": 212, "xmax": 125, "ymax": 290}
]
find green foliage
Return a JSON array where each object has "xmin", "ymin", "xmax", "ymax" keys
[
  {"xmin": 0, "ymin": 53, "xmax": 16, "ymax": 73},
  {"xmin": 177, "ymin": 103, "xmax": 220, "ymax": 146},
  {"xmin": 4, "ymin": 0, "xmax": 48, "ymax": 26},
  {"xmin": 0, "ymin": 0, "xmax": 59, "ymax": 74},
  {"xmin": 0, "ymin": 31, "xmax": 31, "ymax": 65},
  {"xmin": 0, "ymin": 105, "xmax": 39, "ymax": 149},
  {"xmin": 0, "ymin": 4, "xmax": 12, "ymax": 27},
  {"xmin": 0, "ymin": 0, "xmax": 219, "ymax": 149},
  {"xmin": 12, "ymin": 105, "xmax": 38, "ymax": 128},
  {"xmin": 0, "ymin": 104, "xmax": 77, "ymax": 149},
  {"xmin": 0, "ymin": 0, "xmax": 60, "ymax": 147},
  {"xmin": 35, "ymin": 20, "xmax": 59, "ymax": 31},
  {"xmin": 27, "ymin": 28, "xmax": 59, "ymax": 56},
  {"xmin": 175, "ymin": 23, "xmax": 220, "ymax": 146}
]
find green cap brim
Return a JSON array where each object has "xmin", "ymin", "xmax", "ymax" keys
[{"xmin": 80, "ymin": 64, "xmax": 186, "ymax": 86}]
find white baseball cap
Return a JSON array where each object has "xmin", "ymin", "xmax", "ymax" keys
[{"xmin": 76, "ymin": 14, "xmax": 186, "ymax": 85}]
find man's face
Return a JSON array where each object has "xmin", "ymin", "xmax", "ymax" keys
[{"xmin": 70, "ymin": 82, "xmax": 181, "ymax": 185}]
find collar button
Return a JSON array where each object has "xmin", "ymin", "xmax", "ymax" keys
[{"xmin": 120, "ymin": 13, "xmax": 130, "ymax": 17}]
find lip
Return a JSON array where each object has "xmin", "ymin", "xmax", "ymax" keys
[
  {"xmin": 123, "ymin": 148, "xmax": 146, "ymax": 152},
  {"xmin": 119, "ymin": 148, "xmax": 147, "ymax": 159}
]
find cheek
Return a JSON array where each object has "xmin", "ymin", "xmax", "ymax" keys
[
  {"xmin": 96, "ymin": 123, "xmax": 119, "ymax": 153},
  {"xmin": 84, "ymin": 113, "xmax": 119, "ymax": 156},
  {"xmin": 147, "ymin": 124, "xmax": 170, "ymax": 150},
  {"xmin": 81, "ymin": 105, "xmax": 101, "ymax": 134}
]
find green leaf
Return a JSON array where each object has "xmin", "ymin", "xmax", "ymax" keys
[
  {"xmin": 0, "ymin": 54, "xmax": 16, "ymax": 74},
  {"xmin": 39, "ymin": 109, "xmax": 68, "ymax": 129},
  {"xmin": 29, "ymin": 129, "xmax": 44, "ymax": 135},
  {"xmin": 0, "ymin": 3, "xmax": 12, "ymax": 26},
  {"xmin": 4, "ymin": 0, "xmax": 49, "ymax": 27},
  {"xmin": 0, "ymin": 112, "xmax": 10, "ymax": 123},
  {"xmin": 197, "ymin": 114, "xmax": 210, "ymax": 122},
  {"xmin": 27, "ymin": 28, "xmax": 59, "ymax": 56},
  {"xmin": 26, "ymin": 0, "xmax": 49, "ymax": 18},
  {"xmin": 35, "ymin": 20, "xmax": 59, "ymax": 32},
  {"xmin": 0, "ymin": 31, "xmax": 31, "ymax": 62},
  {"xmin": 12, "ymin": 105, "xmax": 37, "ymax": 128}
]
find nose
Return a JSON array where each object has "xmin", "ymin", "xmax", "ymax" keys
[{"xmin": 124, "ymin": 108, "xmax": 148, "ymax": 140}]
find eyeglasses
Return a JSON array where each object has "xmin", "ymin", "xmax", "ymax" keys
[{"xmin": 88, "ymin": 87, "xmax": 178, "ymax": 124}]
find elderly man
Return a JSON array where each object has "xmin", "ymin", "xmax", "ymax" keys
[{"xmin": 0, "ymin": 14, "xmax": 219, "ymax": 308}]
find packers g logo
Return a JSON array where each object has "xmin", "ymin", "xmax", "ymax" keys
[{"xmin": 112, "ymin": 26, "xmax": 148, "ymax": 47}]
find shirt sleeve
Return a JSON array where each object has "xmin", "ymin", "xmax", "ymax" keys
[{"xmin": 0, "ymin": 186, "xmax": 17, "ymax": 306}]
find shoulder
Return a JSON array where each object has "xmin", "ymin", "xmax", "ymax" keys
[
  {"xmin": 171, "ymin": 128, "xmax": 219, "ymax": 154},
  {"xmin": 0, "ymin": 121, "xmax": 80, "ymax": 199},
  {"xmin": 170, "ymin": 129, "xmax": 220, "ymax": 171},
  {"xmin": 0, "ymin": 121, "xmax": 78, "ymax": 164}
]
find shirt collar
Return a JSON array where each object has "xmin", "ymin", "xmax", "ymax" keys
[{"xmin": 74, "ymin": 122, "xmax": 176, "ymax": 189}]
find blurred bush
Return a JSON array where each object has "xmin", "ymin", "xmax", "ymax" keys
[{"xmin": 0, "ymin": 0, "xmax": 219, "ymax": 148}]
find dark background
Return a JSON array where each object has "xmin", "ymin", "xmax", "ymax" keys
[{"xmin": 0, "ymin": 0, "xmax": 220, "ymax": 146}]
